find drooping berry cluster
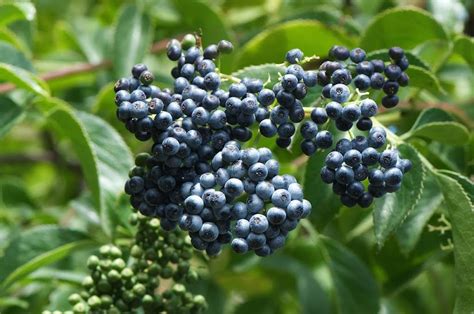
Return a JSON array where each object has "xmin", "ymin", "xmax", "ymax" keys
[
  {"xmin": 114, "ymin": 34, "xmax": 413, "ymax": 257},
  {"xmin": 115, "ymin": 35, "xmax": 312, "ymax": 257},
  {"xmin": 320, "ymin": 127, "xmax": 412, "ymax": 207},
  {"xmin": 46, "ymin": 214, "xmax": 206, "ymax": 314}
]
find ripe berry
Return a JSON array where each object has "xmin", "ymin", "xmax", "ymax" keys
[
  {"xmin": 350, "ymin": 48, "xmax": 366, "ymax": 63},
  {"xmin": 286, "ymin": 48, "xmax": 304, "ymax": 64},
  {"xmin": 342, "ymin": 104, "xmax": 361, "ymax": 122},
  {"xmin": 330, "ymin": 84, "xmax": 351, "ymax": 103},
  {"xmin": 315, "ymin": 131, "xmax": 333, "ymax": 149}
]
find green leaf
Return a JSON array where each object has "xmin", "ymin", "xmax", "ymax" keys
[
  {"xmin": 0, "ymin": 225, "xmax": 92, "ymax": 289},
  {"xmin": 0, "ymin": 2, "xmax": 36, "ymax": 26},
  {"xmin": 0, "ymin": 41, "xmax": 33, "ymax": 71},
  {"xmin": 236, "ymin": 20, "xmax": 355, "ymax": 69},
  {"xmin": 453, "ymin": 35, "xmax": 474, "ymax": 69},
  {"xmin": 405, "ymin": 65, "xmax": 445, "ymax": 94},
  {"xmin": 0, "ymin": 28, "xmax": 30, "ymax": 53},
  {"xmin": 405, "ymin": 122, "xmax": 469, "ymax": 145},
  {"xmin": 303, "ymin": 150, "xmax": 341, "ymax": 231},
  {"xmin": 37, "ymin": 99, "xmax": 133, "ymax": 237},
  {"xmin": 411, "ymin": 108, "xmax": 454, "ymax": 128},
  {"xmin": 435, "ymin": 173, "xmax": 474, "ymax": 313},
  {"xmin": 261, "ymin": 255, "xmax": 330, "ymax": 314},
  {"xmin": 0, "ymin": 63, "xmax": 49, "ymax": 96},
  {"xmin": 0, "ymin": 96, "xmax": 24, "ymax": 139},
  {"xmin": 320, "ymin": 236, "xmax": 380, "ymax": 314},
  {"xmin": 373, "ymin": 144, "xmax": 425, "ymax": 248},
  {"xmin": 403, "ymin": 108, "xmax": 469, "ymax": 145},
  {"xmin": 360, "ymin": 7, "xmax": 448, "ymax": 51},
  {"xmin": 437, "ymin": 170, "xmax": 474, "ymax": 206},
  {"xmin": 172, "ymin": 0, "xmax": 233, "ymax": 46},
  {"xmin": 366, "ymin": 49, "xmax": 430, "ymax": 70},
  {"xmin": 171, "ymin": 0, "xmax": 235, "ymax": 72},
  {"xmin": 396, "ymin": 171, "xmax": 443, "ymax": 254},
  {"xmin": 112, "ymin": 4, "xmax": 152, "ymax": 77}
]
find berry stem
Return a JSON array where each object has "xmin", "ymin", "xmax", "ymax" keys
[{"xmin": 219, "ymin": 72, "xmax": 241, "ymax": 83}]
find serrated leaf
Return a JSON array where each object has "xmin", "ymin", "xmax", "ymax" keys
[
  {"xmin": 0, "ymin": 96, "xmax": 24, "ymax": 139},
  {"xmin": 435, "ymin": 173, "xmax": 474, "ymax": 313},
  {"xmin": 360, "ymin": 7, "xmax": 448, "ymax": 51},
  {"xmin": 406, "ymin": 122, "xmax": 469, "ymax": 145},
  {"xmin": 373, "ymin": 144, "xmax": 425, "ymax": 248},
  {"xmin": 404, "ymin": 108, "xmax": 469, "ymax": 145},
  {"xmin": 113, "ymin": 4, "xmax": 152, "ymax": 77},
  {"xmin": 320, "ymin": 236, "xmax": 380, "ymax": 314},
  {"xmin": 437, "ymin": 170, "xmax": 474, "ymax": 207},
  {"xmin": 0, "ymin": 225, "xmax": 92, "ymax": 289},
  {"xmin": 0, "ymin": 63, "xmax": 49, "ymax": 97},
  {"xmin": 303, "ymin": 151, "xmax": 341, "ymax": 231},
  {"xmin": 453, "ymin": 35, "xmax": 474, "ymax": 69},
  {"xmin": 411, "ymin": 108, "xmax": 454, "ymax": 129},
  {"xmin": 0, "ymin": 2, "xmax": 36, "ymax": 26},
  {"xmin": 236, "ymin": 20, "xmax": 355, "ymax": 69},
  {"xmin": 366, "ymin": 49, "xmax": 430, "ymax": 70},
  {"xmin": 405, "ymin": 65, "xmax": 445, "ymax": 95},
  {"xmin": 396, "ymin": 171, "xmax": 443, "ymax": 253},
  {"xmin": 36, "ymin": 98, "xmax": 133, "ymax": 238},
  {"xmin": 0, "ymin": 41, "xmax": 33, "ymax": 71}
]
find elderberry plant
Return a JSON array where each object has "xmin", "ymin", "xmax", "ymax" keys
[{"xmin": 113, "ymin": 34, "xmax": 412, "ymax": 257}]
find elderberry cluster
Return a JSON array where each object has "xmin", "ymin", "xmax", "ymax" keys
[
  {"xmin": 320, "ymin": 127, "xmax": 412, "ymax": 207},
  {"xmin": 45, "ymin": 214, "xmax": 206, "ymax": 314},
  {"xmin": 116, "ymin": 35, "xmax": 312, "ymax": 257}
]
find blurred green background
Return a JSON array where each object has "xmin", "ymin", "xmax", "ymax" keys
[{"xmin": 0, "ymin": 0, "xmax": 473, "ymax": 313}]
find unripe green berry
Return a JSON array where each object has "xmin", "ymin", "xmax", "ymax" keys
[
  {"xmin": 99, "ymin": 259, "xmax": 112, "ymax": 271},
  {"xmin": 121, "ymin": 267, "xmax": 134, "ymax": 279},
  {"xmin": 109, "ymin": 246, "xmax": 122, "ymax": 258},
  {"xmin": 136, "ymin": 272, "xmax": 148, "ymax": 283},
  {"xmin": 86, "ymin": 255, "xmax": 100, "ymax": 270},
  {"xmin": 99, "ymin": 245, "xmax": 111, "ymax": 257},
  {"xmin": 148, "ymin": 264, "xmax": 161, "ymax": 276},
  {"xmin": 72, "ymin": 302, "xmax": 87, "ymax": 314},
  {"xmin": 172, "ymin": 284, "xmax": 186, "ymax": 295},
  {"xmin": 134, "ymin": 152, "xmax": 150, "ymax": 167},
  {"xmin": 129, "ymin": 166, "xmax": 146, "ymax": 178},
  {"xmin": 193, "ymin": 295, "xmax": 207, "ymax": 307},
  {"xmin": 82, "ymin": 276, "xmax": 94, "ymax": 289},
  {"xmin": 149, "ymin": 218, "xmax": 160, "ymax": 229},
  {"xmin": 129, "ymin": 213, "xmax": 138, "ymax": 225},
  {"xmin": 68, "ymin": 293, "xmax": 82, "ymax": 305},
  {"xmin": 97, "ymin": 279, "xmax": 112, "ymax": 293},
  {"xmin": 181, "ymin": 34, "xmax": 196, "ymax": 50},
  {"xmin": 87, "ymin": 296, "xmax": 101, "ymax": 310},
  {"xmin": 130, "ymin": 245, "xmax": 143, "ymax": 258},
  {"xmin": 79, "ymin": 291, "xmax": 89, "ymax": 300},
  {"xmin": 186, "ymin": 270, "xmax": 199, "ymax": 283},
  {"xmin": 90, "ymin": 270, "xmax": 101, "ymax": 282},
  {"xmin": 107, "ymin": 269, "xmax": 121, "ymax": 283},
  {"xmin": 123, "ymin": 291, "xmax": 136, "ymax": 303},
  {"xmin": 142, "ymin": 294, "xmax": 154, "ymax": 308},
  {"xmin": 133, "ymin": 283, "xmax": 146, "ymax": 296},
  {"xmin": 112, "ymin": 258, "xmax": 126, "ymax": 270},
  {"xmin": 161, "ymin": 266, "xmax": 173, "ymax": 279},
  {"xmin": 100, "ymin": 295, "xmax": 113, "ymax": 308}
]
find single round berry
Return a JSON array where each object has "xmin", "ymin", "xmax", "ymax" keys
[{"xmin": 330, "ymin": 84, "xmax": 351, "ymax": 103}]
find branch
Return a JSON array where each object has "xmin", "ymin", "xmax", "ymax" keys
[{"xmin": 0, "ymin": 37, "xmax": 176, "ymax": 94}]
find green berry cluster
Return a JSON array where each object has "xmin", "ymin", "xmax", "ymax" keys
[{"xmin": 44, "ymin": 213, "xmax": 207, "ymax": 314}]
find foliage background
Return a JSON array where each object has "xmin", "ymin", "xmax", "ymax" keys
[{"xmin": 0, "ymin": 0, "xmax": 473, "ymax": 313}]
